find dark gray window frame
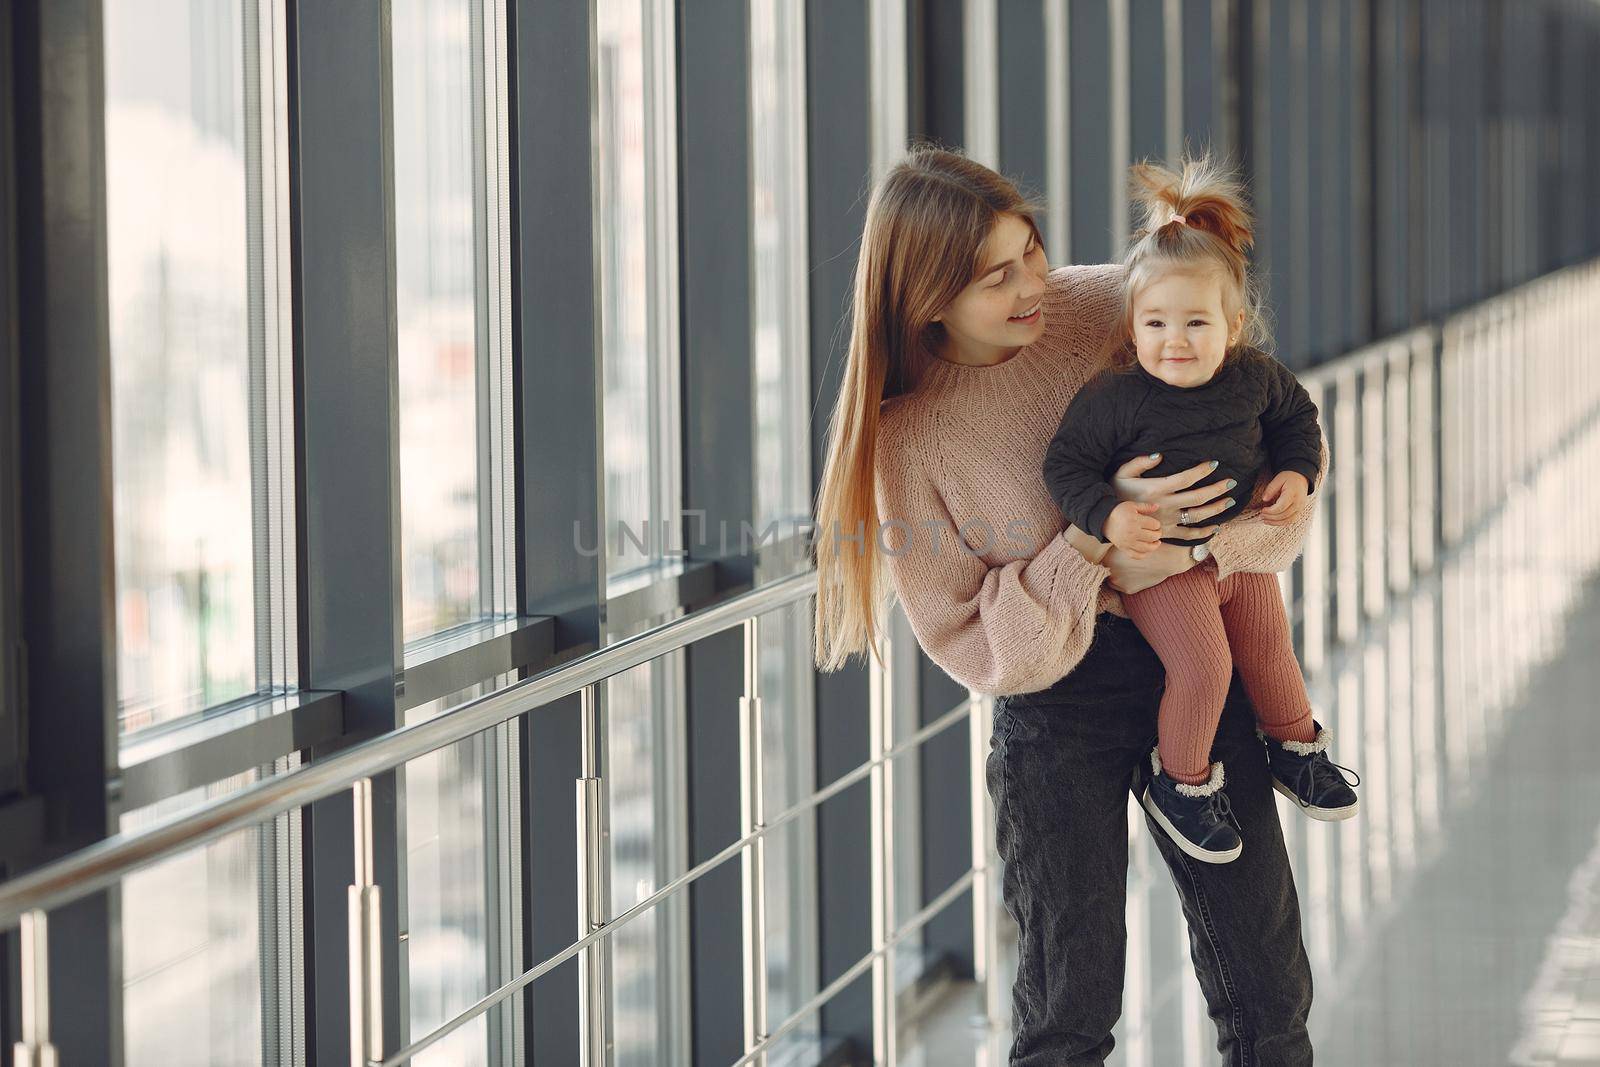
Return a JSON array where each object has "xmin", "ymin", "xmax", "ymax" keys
[
  {"xmin": 0, "ymin": 0, "xmax": 24, "ymax": 813},
  {"xmin": 806, "ymin": 0, "xmax": 877, "ymax": 1050},
  {"xmin": 9, "ymin": 0, "xmax": 122, "ymax": 1061},
  {"xmin": 286, "ymin": 0, "xmax": 407, "ymax": 1057},
  {"xmin": 507, "ymin": 0, "xmax": 603, "ymax": 1059},
  {"xmin": 1069, "ymin": 0, "xmax": 1114, "ymax": 265}
]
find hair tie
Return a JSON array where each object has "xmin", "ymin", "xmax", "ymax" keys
[{"xmin": 1165, "ymin": 210, "xmax": 1187, "ymax": 227}]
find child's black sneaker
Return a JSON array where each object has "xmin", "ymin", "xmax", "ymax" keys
[
  {"xmin": 1140, "ymin": 750, "xmax": 1243, "ymax": 864},
  {"xmin": 1258, "ymin": 722, "xmax": 1360, "ymax": 821}
]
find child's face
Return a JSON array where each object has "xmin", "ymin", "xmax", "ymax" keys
[
  {"xmin": 933, "ymin": 213, "xmax": 1049, "ymax": 364},
  {"xmin": 1130, "ymin": 271, "xmax": 1242, "ymax": 388}
]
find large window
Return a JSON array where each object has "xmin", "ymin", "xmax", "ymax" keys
[
  {"xmin": 597, "ymin": 0, "xmax": 681, "ymax": 586},
  {"xmin": 393, "ymin": 0, "xmax": 517, "ymax": 644},
  {"xmin": 750, "ymin": 0, "xmax": 821, "ymax": 1036},
  {"xmin": 390, "ymin": 3, "xmax": 521, "ymax": 1060},
  {"xmin": 593, "ymin": 5, "xmax": 692, "ymax": 1051},
  {"xmin": 750, "ymin": 0, "xmax": 813, "ymax": 550},
  {"xmin": 104, "ymin": 0, "xmax": 297, "ymax": 735}
]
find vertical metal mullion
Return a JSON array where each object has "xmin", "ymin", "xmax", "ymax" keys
[
  {"xmin": 1361, "ymin": 353, "xmax": 1387, "ymax": 619},
  {"xmin": 291, "ymin": 0, "xmax": 407, "ymax": 1059},
  {"xmin": 349, "ymin": 778, "xmax": 383, "ymax": 1067},
  {"xmin": 739, "ymin": 618, "xmax": 769, "ymax": 1063},
  {"xmin": 653, "ymin": 635, "xmax": 692, "ymax": 1066},
  {"xmin": 11, "ymin": 912, "xmax": 57, "ymax": 1067},
  {"xmin": 1163, "ymin": 0, "xmax": 1183, "ymax": 161},
  {"xmin": 1068, "ymin": 0, "xmax": 1114, "ymax": 263},
  {"xmin": 968, "ymin": 689, "xmax": 1002, "ymax": 1030},
  {"xmin": 1385, "ymin": 344, "xmax": 1412, "ymax": 597},
  {"xmin": 258, "ymin": 753, "xmax": 305, "ymax": 1067},
  {"xmin": 1044, "ymin": 0, "xmax": 1070, "ymax": 259},
  {"xmin": 679, "ymin": 1, "xmax": 758, "ymax": 1061},
  {"xmin": 0, "ymin": 0, "xmax": 22, "ymax": 809},
  {"xmin": 870, "ymin": 0, "xmax": 910, "ymax": 181},
  {"xmin": 470, "ymin": 0, "xmax": 497, "ymax": 622},
  {"xmin": 508, "ymin": 0, "xmax": 607, "ymax": 1058},
  {"xmin": 963, "ymin": 0, "xmax": 999, "ymax": 168},
  {"xmin": 13, "ymin": 0, "xmax": 122, "ymax": 1060},
  {"xmin": 805, "ymin": 0, "xmax": 876, "ymax": 1046},
  {"xmin": 644, "ymin": 0, "xmax": 682, "ymax": 568},
  {"xmin": 1109, "ymin": 0, "xmax": 1130, "ymax": 253},
  {"xmin": 576, "ymin": 683, "xmax": 613, "ymax": 1067}
]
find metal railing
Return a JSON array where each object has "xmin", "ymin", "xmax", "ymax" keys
[
  {"xmin": 0, "ymin": 564, "xmax": 1006, "ymax": 1067},
  {"xmin": 6, "ymin": 257, "xmax": 1599, "ymax": 1067}
]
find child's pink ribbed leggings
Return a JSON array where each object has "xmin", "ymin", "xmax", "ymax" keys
[{"xmin": 1122, "ymin": 558, "xmax": 1316, "ymax": 785}]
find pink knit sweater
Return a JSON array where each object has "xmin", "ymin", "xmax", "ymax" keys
[{"xmin": 873, "ymin": 263, "xmax": 1330, "ymax": 696}]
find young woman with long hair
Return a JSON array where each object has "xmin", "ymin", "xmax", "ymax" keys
[{"xmin": 812, "ymin": 146, "xmax": 1325, "ymax": 1065}]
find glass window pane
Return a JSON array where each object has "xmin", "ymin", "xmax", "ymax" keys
[
  {"xmin": 403, "ymin": 677, "xmax": 520, "ymax": 1066},
  {"xmin": 394, "ymin": 0, "xmax": 515, "ymax": 643},
  {"xmin": 105, "ymin": 0, "xmax": 296, "ymax": 734},
  {"xmin": 120, "ymin": 762, "xmax": 302, "ymax": 1067},
  {"xmin": 758, "ymin": 602, "xmax": 819, "ymax": 1031},
  {"xmin": 751, "ymin": 1, "xmax": 811, "ymax": 542},
  {"xmin": 604, "ymin": 617, "xmax": 691, "ymax": 1065},
  {"xmin": 598, "ymin": 0, "xmax": 678, "ymax": 584}
]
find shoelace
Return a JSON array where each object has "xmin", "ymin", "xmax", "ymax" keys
[
  {"xmin": 1286, "ymin": 754, "xmax": 1362, "ymax": 808},
  {"xmin": 1203, "ymin": 787, "xmax": 1236, "ymax": 828}
]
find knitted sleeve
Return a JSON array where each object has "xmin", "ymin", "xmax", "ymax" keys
[
  {"xmin": 1258, "ymin": 355, "xmax": 1325, "ymax": 493},
  {"xmin": 874, "ymin": 412, "xmax": 1113, "ymax": 696},
  {"xmin": 1207, "ymin": 431, "xmax": 1331, "ymax": 580}
]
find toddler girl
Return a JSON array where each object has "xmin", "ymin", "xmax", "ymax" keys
[{"xmin": 1043, "ymin": 156, "xmax": 1360, "ymax": 864}]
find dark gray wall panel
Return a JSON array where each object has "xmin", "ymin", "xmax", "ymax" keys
[
  {"xmin": 999, "ymin": 0, "xmax": 1048, "ymax": 203},
  {"xmin": 1069, "ymin": 0, "xmax": 1114, "ymax": 264},
  {"xmin": 807, "ymin": 0, "xmax": 875, "ymax": 1049}
]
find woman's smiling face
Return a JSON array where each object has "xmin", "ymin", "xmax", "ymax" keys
[
  {"xmin": 1130, "ymin": 270, "xmax": 1243, "ymax": 387},
  {"xmin": 933, "ymin": 213, "xmax": 1048, "ymax": 365}
]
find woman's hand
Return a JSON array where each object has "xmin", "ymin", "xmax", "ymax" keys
[
  {"xmin": 1102, "ymin": 542, "xmax": 1198, "ymax": 595},
  {"xmin": 1111, "ymin": 453, "xmax": 1236, "ymax": 542}
]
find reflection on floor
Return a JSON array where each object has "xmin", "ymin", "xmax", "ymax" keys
[{"xmin": 899, "ymin": 556, "xmax": 1600, "ymax": 1066}]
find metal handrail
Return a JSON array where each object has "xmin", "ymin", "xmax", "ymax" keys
[
  {"xmin": 377, "ymin": 698, "xmax": 977, "ymax": 1066},
  {"xmin": 0, "ymin": 568, "xmax": 818, "ymax": 929}
]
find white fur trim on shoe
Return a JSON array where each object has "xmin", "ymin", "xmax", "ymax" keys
[
  {"xmin": 1257, "ymin": 723, "xmax": 1332, "ymax": 756},
  {"xmin": 1149, "ymin": 747, "xmax": 1226, "ymax": 797}
]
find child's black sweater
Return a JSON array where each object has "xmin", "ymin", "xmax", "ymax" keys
[{"xmin": 1042, "ymin": 347, "xmax": 1323, "ymax": 547}]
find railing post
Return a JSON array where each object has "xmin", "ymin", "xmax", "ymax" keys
[
  {"xmin": 968, "ymin": 688, "xmax": 1003, "ymax": 1031},
  {"xmin": 576, "ymin": 683, "xmax": 612, "ymax": 1067},
  {"xmin": 869, "ymin": 635, "xmax": 897, "ymax": 1065},
  {"xmin": 739, "ymin": 617, "xmax": 769, "ymax": 1064},
  {"xmin": 12, "ymin": 910, "xmax": 58, "ymax": 1067},
  {"xmin": 349, "ymin": 778, "xmax": 383, "ymax": 1067}
]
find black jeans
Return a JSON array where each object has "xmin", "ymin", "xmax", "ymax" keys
[{"xmin": 987, "ymin": 612, "xmax": 1314, "ymax": 1066}]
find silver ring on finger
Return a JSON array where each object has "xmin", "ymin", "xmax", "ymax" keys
[{"xmin": 1179, "ymin": 508, "xmax": 1189, "ymax": 526}]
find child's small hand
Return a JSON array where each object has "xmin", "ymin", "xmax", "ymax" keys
[
  {"xmin": 1260, "ymin": 471, "xmax": 1309, "ymax": 526},
  {"xmin": 1103, "ymin": 500, "xmax": 1163, "ymax": 558}
]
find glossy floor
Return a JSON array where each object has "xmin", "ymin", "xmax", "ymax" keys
[{"xmin": 901, "ymin": 564, "xmax": 1600, "ymax": 1066}]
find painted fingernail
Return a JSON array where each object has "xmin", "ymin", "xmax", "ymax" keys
[
  {"xmin": 1226, "ymin": 478, "xmax": 1238, "ymax": 490},
  {"xmin": 1223, "ymin": 498, "xmax": 1235, "ymax": 508},
  {"xmin": 1209, "ymin": 460, "xmax": 1220, "ymax": 471},
  {"xmin": 1149, "ymin": 452, "xmax": 1160, "ymax": 460}
]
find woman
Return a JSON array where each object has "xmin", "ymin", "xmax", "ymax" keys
[{"xmin": 813, "ymin": 147, "xmax": 1324, "ymax": 1065}]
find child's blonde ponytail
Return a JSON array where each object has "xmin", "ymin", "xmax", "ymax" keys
[{"xmin": 1110, "ymin": 153, "xmax": 1273, "ymax": 365}]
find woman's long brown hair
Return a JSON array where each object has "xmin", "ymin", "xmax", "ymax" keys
[{"xmin": 812, "ymin": 145, "xmax": 1041, "ymax": 671}]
